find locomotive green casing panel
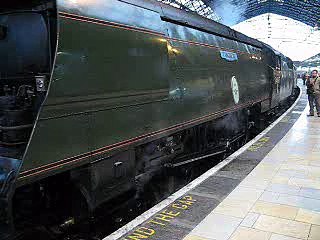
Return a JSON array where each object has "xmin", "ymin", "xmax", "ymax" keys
[{"xmin": 18, "ymin": 0, "xmax": 271, "ymax": 183}]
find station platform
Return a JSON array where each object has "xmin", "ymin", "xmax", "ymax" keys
[{"xmin": 105, "ymin": 81, "xmax": 320, "ymax": 240}]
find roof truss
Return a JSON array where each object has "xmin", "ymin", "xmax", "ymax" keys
[{"xmin": 158, "ymin": 0, "xmax": 320, "ymax": 26}]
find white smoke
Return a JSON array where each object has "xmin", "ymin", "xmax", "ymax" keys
[{"xmin": 212, "ymin": 0, "xmax": 248, "ymax": 26}]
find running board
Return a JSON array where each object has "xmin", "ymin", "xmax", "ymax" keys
[{"xmin": 164, "ymin": 150, "xmax": 226, "ymax": 168}]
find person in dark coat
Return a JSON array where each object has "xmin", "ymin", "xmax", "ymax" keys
[
  {"xmin": 302, "ymin": 72, "xmax": 307, "ymax": 85},
  {"xmin": 306, "ymin": 70, "xmax": 320, "ymax": 116}
]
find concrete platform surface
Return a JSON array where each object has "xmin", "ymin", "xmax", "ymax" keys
[{"xmin": 184, "ymin": 97, "xmax": 320, "ymax": 239}]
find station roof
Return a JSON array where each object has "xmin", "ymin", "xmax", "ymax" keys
[{"xmin": 159, "ymin": 0, "xmax": 320, "ymax": 27}]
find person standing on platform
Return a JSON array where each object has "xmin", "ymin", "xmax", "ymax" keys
[
  {"xmin": 313, "ymin": 70, "xmax": 320, "ymax": 117},
  {"xmin": 302, "ymin": 72, "xmax": 307, "ymax": 85},
  {"xmin": 307, "ymin": 70, "xmax": 320, "ymax": 117}
]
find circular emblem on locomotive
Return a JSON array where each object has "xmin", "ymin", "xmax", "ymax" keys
[{"xmin": 231, "ymin": 76, "xmax": 239, "ymax": 104}]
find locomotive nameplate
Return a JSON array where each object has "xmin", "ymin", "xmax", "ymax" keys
[
  {"xmin": 231, "ymin": 76, "xmax": 239, "ymax": 104},
  {"xmin": 220, "ymin": 50, "xmax": 238, "ymax": 62}
]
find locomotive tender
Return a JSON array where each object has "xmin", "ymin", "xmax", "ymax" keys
[{"xmin": 0, "ymin": 0, "xmax": 296, "ymax": 236}]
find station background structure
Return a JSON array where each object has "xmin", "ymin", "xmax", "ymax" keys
[{"xmin": 158, "ymin": 0, "xmax": 320, "ymax": 27}]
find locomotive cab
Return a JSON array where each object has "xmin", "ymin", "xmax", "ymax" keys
[{"xmin": 0, "ymin": 1, "xmax": 57, "ymax": 235}]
